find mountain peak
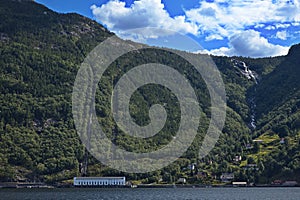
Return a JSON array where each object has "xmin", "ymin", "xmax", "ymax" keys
[{"xmin": 287, "ymin": 43, "xmax": 300, "ymax": 58}]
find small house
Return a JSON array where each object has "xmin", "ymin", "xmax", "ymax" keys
[
  {"xmin": 233, "ymin": 155, "xmax": 242, "ymax": 162},
  {"xmin": 220, "ymin": 173, "xmax": 234, "ymax": 182},
  {"xmin": 177, "ymin": 177, "xmax": 186, "ymax": 184}
]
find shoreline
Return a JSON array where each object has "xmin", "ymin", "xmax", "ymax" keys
[{"xmin": 1, "ymin": 183, "xmax": 299, "ymax": 189}]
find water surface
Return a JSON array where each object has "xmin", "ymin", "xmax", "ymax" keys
[{"xmin": 1, "ymin": 187, "xmax": 299, "ymax": 200}]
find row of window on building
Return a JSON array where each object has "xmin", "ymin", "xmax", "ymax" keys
[{"xmin": 73, "ymin": 177, "xmax": 126, "ymax": 186}]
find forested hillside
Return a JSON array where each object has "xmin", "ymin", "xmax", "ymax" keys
[{"xmin": 0, "ymin": 0, "xmax": 299, "ymax": 185}]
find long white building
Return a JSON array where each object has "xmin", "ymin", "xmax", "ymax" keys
[{"xmin": 73, "ymin": 177, "xmax": 126, "ymax": 187}]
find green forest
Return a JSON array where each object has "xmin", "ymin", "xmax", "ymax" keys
[{"xmin": 0, "ymin": 0, "xmax": 299, "ymax": 185}]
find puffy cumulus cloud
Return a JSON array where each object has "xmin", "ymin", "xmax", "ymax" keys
[
  {"xmin": 198, "ymin": 30, "xmax": 289, "ymax": 58},
  {"xmin": 185, "ymin": 0, "xmax": 300, "ymax": 38},
  {"xmin": 265, "ymin": 25, "xmax": 276, "ymax": 30},
  {"xmin": 90, "ymin": 0, "xmax": 198, "ymax": 39},
  {"xmin": 276, "ymin": 30, "xmax": 288, "ymax": 40},
  {"xmin": 292, "ymin": 22, "xmax": 300, "ymax": 26},
  {"xmin": 90, "ymin": 0, "xmax": 298, "ymax": 57},
  {"xmin": 205, "ymin": 34, "xmax": 224, "ymax": 41}
]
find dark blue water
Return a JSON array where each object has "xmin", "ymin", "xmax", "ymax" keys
[{"xmin": 1, "ymin": 187, "xmax": 299, "ymax": 200}]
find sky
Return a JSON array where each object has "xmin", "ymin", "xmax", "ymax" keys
[{"xmin": 36, "ymin": 0, "xmax": 300, "ymax": 58}]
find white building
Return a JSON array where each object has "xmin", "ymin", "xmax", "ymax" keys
[
  {"xmin": 177, "ymin": 177, "xmax": 186, "ymax": 184},
  {"xmin": 73, "ymin": 177, "xmax": 126, "ymax": 187},
  {"xmin": 232, "ymin": 182, "xmax": 247, "ymax": 187}
]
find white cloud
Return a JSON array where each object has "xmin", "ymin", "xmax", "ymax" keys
[
  {"xmin": 254, "ymin": 24, "xmax": 265, "ymax": 29},
  {"xmin": 265, "ymin": 25, "xmax": 276, "ymax": 30},
  {"xmin": 276, "ymin": 30, "xmax": 288, "ymax": 40},
  {"xmin": 292, "ymin": 22, "xmax": 300, "ymax": 26},
  {"xmin": 185, "ymin": 0, "xmax": 300, "ymax": 37},
  {"xmin": 197, "ymin": 47, "xmax": 232, "ymax": 57},
  {"xmin": 90, "ymin": 0, "xmax": 299, "ymax": 57},
  {"xmin": 198, "ymin": 30, "xmax": 289, "ymax": 58},
  {"xmin": 90, "ymin": 0, "xmax": 198, "ymax": 39},
  {"xmin": 275, "ymin": 23, "xmax": 291, "ymax": 29},
  {"xmin": 205, "ymin": 34, "xmax": 223, "ymax": 41}
]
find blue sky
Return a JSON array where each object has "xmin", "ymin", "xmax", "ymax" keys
[{"xmin": 36, "ymin": 0, "xmax": 300, "ymax": 57}]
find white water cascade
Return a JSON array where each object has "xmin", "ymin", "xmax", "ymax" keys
[{"xmin": 231, "ymin": 59, "xmax": 258, "ymax": 130}]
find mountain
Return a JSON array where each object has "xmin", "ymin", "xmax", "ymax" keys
[{"xmin": 0, "ymin": 0, "xmax": 299, "ymax": 185}]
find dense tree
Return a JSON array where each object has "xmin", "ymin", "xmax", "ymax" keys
[{"xmin": 0, "ymin": 0, "xmax": 299, "ymax": 184}]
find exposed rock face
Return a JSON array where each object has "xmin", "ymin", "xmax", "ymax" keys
[{"xmin": 231, "ymin": 59, "xmax": 258, "ymax": 84}]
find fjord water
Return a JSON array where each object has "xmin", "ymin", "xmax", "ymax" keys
[{"xmin": 1, "ymin": 188, "xmax": 299, "ymax": 200}]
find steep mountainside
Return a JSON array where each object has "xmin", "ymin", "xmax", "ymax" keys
[{"xmin": 0, "ymin": 0, "xmax": 299, "ymax": 184}]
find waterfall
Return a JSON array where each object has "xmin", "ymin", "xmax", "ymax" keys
[
  {"xmin": 231, "ymin": 59, "xmax": 258, "ymax": 130},
  {"xmin": 231, "ymin": 59, "xmax": 258, "ymax": 84}
]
